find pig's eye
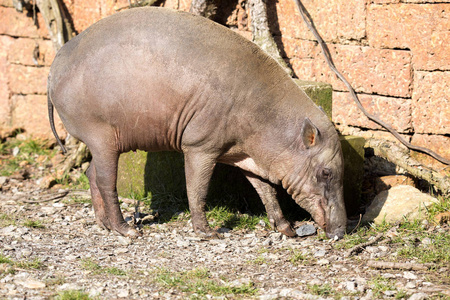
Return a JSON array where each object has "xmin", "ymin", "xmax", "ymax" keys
[{"xmin": 321, "ymin": 168, "xmax": 332, "ymax": 180}]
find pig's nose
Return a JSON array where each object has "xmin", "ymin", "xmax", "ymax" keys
[{"xmin": 326, "ymin": 226, "xmax": 345, "ymax": 240}]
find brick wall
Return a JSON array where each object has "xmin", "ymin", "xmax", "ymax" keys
[{"xmin": 0, "ymin": 0, "xmax": 448, "ymax": 169}]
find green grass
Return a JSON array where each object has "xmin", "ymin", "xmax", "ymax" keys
[
  {"xmin": 80, "ymin": 258, "xmax": 127, "ymax": 276},
  {"xmin": 154, "ymin": 267, "xmax": 257, "ymax": 297},
  {"xmin": 289, "ymin": 249, "xmax": 310, "ymax": 265},
  {"xmin": 23, "ymin": 219, "xmax": 45, "ymax": 229},
  {"xmin": 206, "ymin": 206, "xmax": 268, "ymax": 231},
  {"xmin": 307, "ymin": 283, "xmax": 336, "ymax": 297},
  {"xmin": 0, "ymin": 138, "xmax": 56, "ymax": 177},
  {"xmin": 0, "ymin": 253, "xmax": 43, "ymax": 273},
  {"xmin": 55, "ymin": 290, "xmax": 93, "ymax": 300},
  {"xmin": 369, "ymin": 276, "xmax": 405, "ymax": 299},
  {"xmin": 0, "ymin": 213, "xmax": 16, "ymax": 227}
]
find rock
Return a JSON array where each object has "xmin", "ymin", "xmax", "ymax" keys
[
  {"xmin": 0, "ymin": 176, "xmax": 8, "ymax": 185},
  {"xmin": 374, "ymin": 175, "xmax": 415, "ymax": 194},
  {"xmin": 117, "ymin": 236, "xmax": 132, "ymax": 246},
  {"xmin": 317, "ymin": 259, "xmax": 330, "ymax": 265},
  {"xmin": 295, "ymin": 224, "xmax": 316, "ymax": 237},
  {"xmin": 403, "ymin": 271, "xmax": 417, "ymax": 280},
  {"xmin": 405, "ymin": 282, "xmax": 416, "ymax": 289},
  {"xmin": 362, "ymin": 185, "xmax": 439, "ymax": 224},
  {"xmin": 314, "ymin": 249, "xmax": 326, "ymax": 257},
  {"xmin": 15, "ymin": 278, "xmax": 45, "ymax": 289},
  {"xmin": 344, "ymin": 281, "xmax": 356, "ymax": 291},
  {"xmin": 117, "ymin": 289, "xmax": 130, "ymax": 298},
  {"xmin": 408, "ymin": 293, "xmax": 429, "ymax": 300}
]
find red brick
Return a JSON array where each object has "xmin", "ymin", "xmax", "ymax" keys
[
  {"xmin": 0, "ymin": 6, "xmax": 49, "ymax": 38},
  {"xmin": 333, "ymin": 91, "xmax": 412, "ymax": 133},
  {"xmin": 412, "ymin": 71, "xmax": 450, "ymax": 135},
  {"xmin": 274, "ymin": 0, "xmax": 365, "ymax": 42},
  {"xmin": 410, "ymin": 134, "xmax": 450, "ymax": 175},
  {"xmin": 279, "ymin": 36, "xmax": 316, "ymax": 59},
  {"xmin": 367, "ymin": 4, "xmax": 450, "ymax": 71},
  {"xmin": 70, "ymin": 1, "xmax": 102, "ymax": 33},
  {"xmin": 11, "ymin": 94, "xmax": 65, "ymax": 139},
  {"xmin": 8, "ymin": 38, "xmax": 55, "ymax": 66},
  {"xmin": 0, "ymin": 35, "xmax": 13, "ymax": 127},
  {"xmin": 7, "ymin": 64, "xmax": 49, "ymax": 95},
  {"xmin": 0, "ymin": 0, "xmax": 13, "ymax": 7},
  {"xmin": 313, "ymin": 45, "xmax": 412, "ymax": 98}
]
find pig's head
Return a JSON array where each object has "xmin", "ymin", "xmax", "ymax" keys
[{"xmin": 280, "ymin": 117, "xmax": 347, "ymax": 239}]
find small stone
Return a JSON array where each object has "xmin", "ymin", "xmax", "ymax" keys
[
  {"xmin": 16, "ymin": 278, "xmax": 46, "ymax": 289},
  {"xmin": 217, "ymin": 227, "xmax": 230, "ymax": 233},
  {"xmin": 421, "ymin": 237, "xmax": 432, "ymax": 245},
  {"xmin": 403, "ymin": 271, "xmax": 417, "ymax": 280},
  {"xmin": 115, "ymin": 248, "xmax": 129, "ymax": 254},
  {"xmin": 117, "ymin": 289, "xmax": 130, "ymax": 298},
  {"xmin": 0, "ymin": 176, "xmax": 8, "ymax": 185},
  {"xmin": 405, "ymin": 282, "xmax": 416, "ymax": 289},
  {"xmin": 117, "ymin": 236, "xmax": 132, "ymax": 246},
  {"xmin": 314, "ymin": 249, "xmax": 326, "ymax": 257},
  {"xmin": 295, "ymin": 224, "xmax": 316, "ymax": 237},
  {"xmin": 344, "ymin": 281, "xmax": 356, "ymax": 291},
  {"xmin": 408, "ymin": 293, "xmax": 429, "ymax": 300},
  {"xmin": 383, "ymin": 290, "xmax": 397, "ymax": 296},
  {"xmin": 317, "ymin": 259, "xmax": 330, "ymax": 265},
  {"xmin": 12, "ymin": 146, "xmax": 20, "ymax": 157}
]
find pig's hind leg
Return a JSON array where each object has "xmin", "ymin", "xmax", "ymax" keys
[
  {"xmin": 244, "ymin": 172, "xmax": 296, "ymax": 237},
  {"xmin": 85, "ymin": 141, "xmax": 139, "ymax": 238}
]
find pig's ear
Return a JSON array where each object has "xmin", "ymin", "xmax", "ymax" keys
[{"xmin": 301, "ymin": 118, "xmax": 320, "ymax": 149}]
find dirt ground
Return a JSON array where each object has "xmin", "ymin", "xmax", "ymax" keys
[{"xmin": 0, "ymin": 141, "xmax": 449, "ymax": 299}]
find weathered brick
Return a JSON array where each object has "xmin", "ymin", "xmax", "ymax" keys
[
  {"xmin": 7, "ymin": 64, "xmax": 49, "ymax": 95},
  {"xmin": 279, "ymin": 36, "xmax": 316, "ymax": 59},
  {"xmin": 0, "ymin": 6, "xmax": 48, "ymax": 38},
  {"xmin": 273, "ymin": 0, "xmax": 365, "ymax": 42},
  {"xmin": 367, "ymin": 4, "xmax": 450, "ymax": 70},
  {"xmin": 412, "ymin": 71, "xmax": 450, "ymax": 135},
  {"xmin": 410, "ymin": 134, "xmax": 450, "ymax": 175},
  {"xmin": 0, "ymin": 0, "xmax": 13, "ymax": 7},
  {"xmin": 0, "ymin": 35, "xmax": 13, "ymax": 127},
  {"xmin": 314, "ymin": 45, "xmax": 412, "ymax": 98},
  {"xmin": 8, "ymin": 38, "xmax": 55, "ymax": 66},
  {"xmin": 11, "ymin": 94, "xmax": 65, "ymax": 139},
  {"xmin": 333, "ymin": 91, "xmax": 412, "ymax": 133},
  {"xmin": 70, "ymin": 1, "xmax": 102, "ymax": 33}
]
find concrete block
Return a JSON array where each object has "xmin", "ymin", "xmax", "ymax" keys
[
  {"xmin": 294, "ymin": 79, "xmax": 332, "ymax": 119},
  {"xmin": 340, "ymin": 135, "xmax": 365, "ymax": 217}
]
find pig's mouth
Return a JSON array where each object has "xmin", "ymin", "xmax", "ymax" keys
[{"xmin": 293, "ymin": 194, "xmax": 345, "ymax": 240}]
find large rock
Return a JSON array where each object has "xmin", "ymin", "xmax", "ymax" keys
[{"xmin": 362, "ymin": 185, "xmax": 439, "ymax": 224}]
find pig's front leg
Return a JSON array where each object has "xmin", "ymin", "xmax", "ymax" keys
[
  {"xmin": 184, "ymin": 151, "xmax": 219, "ymax": 238},
  {"xmin": 243, "ymin": 172, "xmax": 296, "ymax": 237}
]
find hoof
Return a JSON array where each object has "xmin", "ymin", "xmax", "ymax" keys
[
  {"xmin": 113, "ymin": 223, "xmax": 141, "ymax": 238},
  {"xmin": 278, "ymin": 224, "xmax": 297, "ymax": 237},
  {"xmin": 195, "ymin": 229, "xmax": 221, "ymax": 240}
]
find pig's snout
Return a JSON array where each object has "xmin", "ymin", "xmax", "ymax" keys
[{"xmin": 326, "ymin": 225, "xmax": 345, "ymax": 240}]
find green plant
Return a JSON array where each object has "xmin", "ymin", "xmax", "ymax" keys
[
  {"xmin": 0, "ymin": 213, "xmax": 16, "ymax": 227},
  {"xmin": 0, "ymin": 254, "xmax": 43, "ymax": 271},
  {"xmin": 0, "ymin": 138, "xmax": 56, "ymax": 177},
  {"xmin": 23, "ymin": 219, "xmax": 45, "ymax": 229},
  {"xmin": 55, "ymin": 290, "xmax": 92, "ymax": 300},
  {"xmin": 289, "ymin": 249, "xmax": 309, "ymax": 265},
  {"xmin": 206, "ymin": 206, "xmax": 267, "ymax": 231},
  {"xmin": 80, "ymin": 258, "xmax": 127, "ymax": 276},
  {"xmin": 154, "ymin": 267, "xmax": 257, "ymax": 297},
  {"xmin": 308, "ymin": 283, "xmax": 334, "ymax": 297}
]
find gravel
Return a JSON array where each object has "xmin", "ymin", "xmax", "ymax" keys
[{"xmin": 0, "ymin": 174, "xmax": 449, "ymax": 299}]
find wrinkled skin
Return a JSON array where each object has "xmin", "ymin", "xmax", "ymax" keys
[{"xmin": 48, "ymin": 7, "xmax": 347, "ymax": 239}]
